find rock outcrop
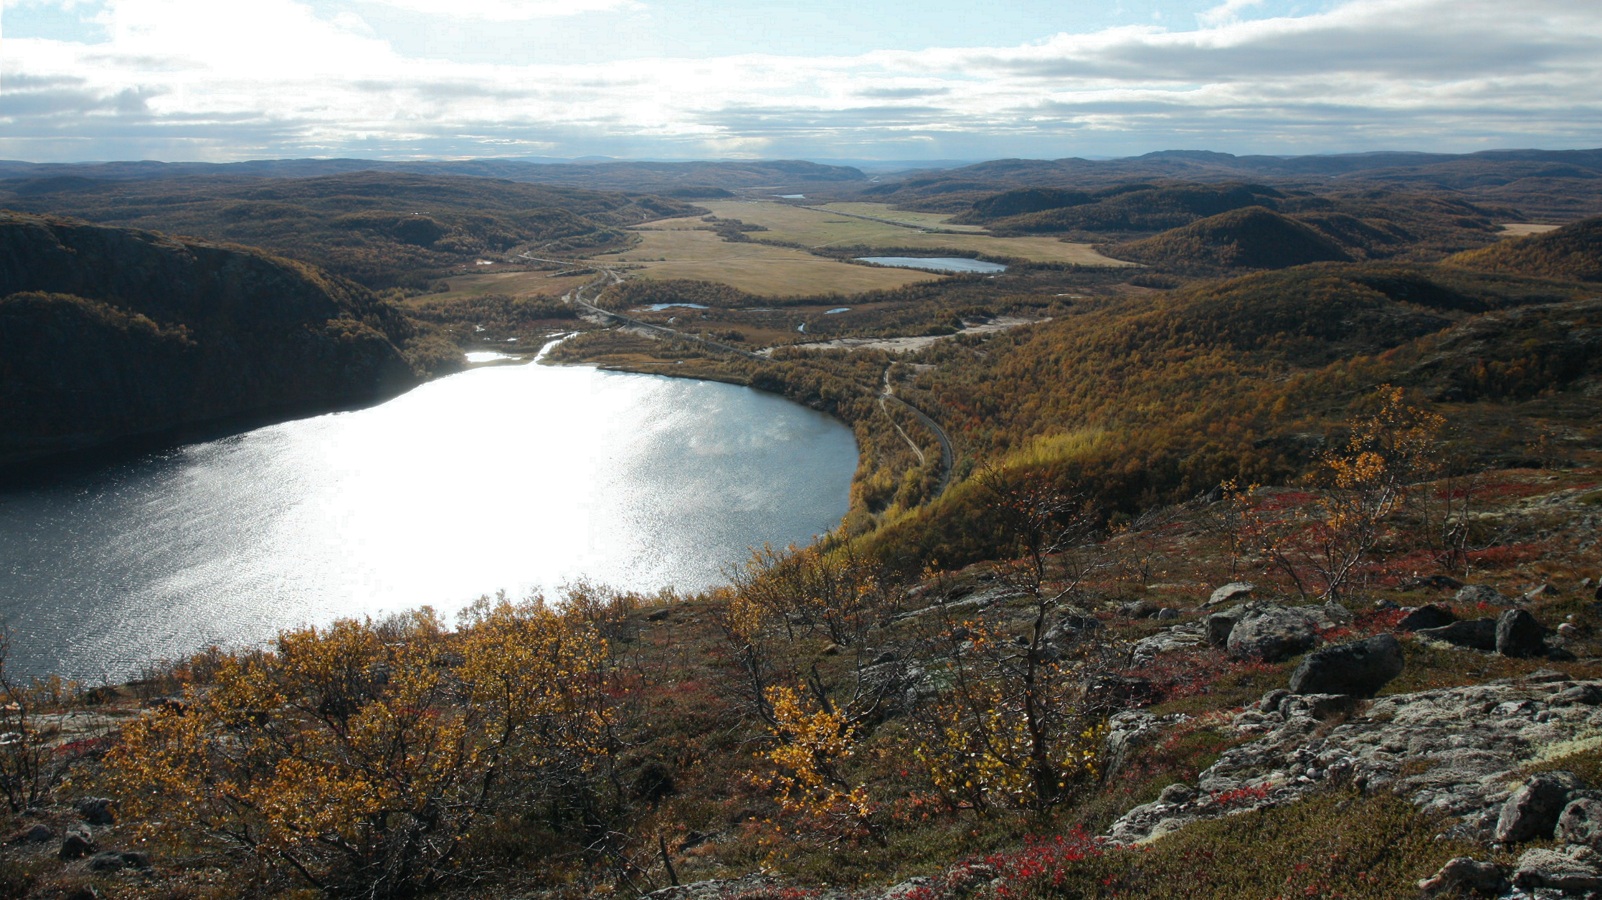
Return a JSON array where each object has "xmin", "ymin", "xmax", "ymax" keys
[{"xmin": 1108, "ymin": 674, "xmax": 1602, "ymax": 846}]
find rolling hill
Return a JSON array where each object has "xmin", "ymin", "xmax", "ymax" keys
[
  {"xmin": 0, "ymin": 171, "xmax": 700, "ymax": 289},
  {"xmin": 1110, "ymin": 206, "xmax": 1353, "ymax": 271}
]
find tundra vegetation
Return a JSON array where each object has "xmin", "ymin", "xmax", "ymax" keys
[{"xmin": 3, "ymin": 159, "xmax": 1602, "ymax": 898}]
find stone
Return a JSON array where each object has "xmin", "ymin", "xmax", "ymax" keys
[
  {"xmin": 1524, "ymin": 583, "xmax": 1560, "ymax": 601},
  {"xmin": 1257, "ymin": 688, "xmax": 1291, "ymax": 712},
  {"xmin": 1288, "ymin": 634, "xmax": 1404, "ymax": 697},
  {"xmin": 77, "ymin": 796, "xmax": 115, "ymax": 825},
  {"xmin": 1397, "ymin": 604, "xmax": 1455, "ymax": 631},
  {"xmin": 88, "ymin": 851, "xmax": 130, "ymax": 872},
  {"xmin": 1226, "ymin": 606, "xmax": 1319, "ymax": 661},
  {"xmin": 1089, "ymin": 674, "xmax": 1155, "ymax": 708},
  {"xmin": 1496, "ymin": 608, "xmax": 1547, "ymax": 658},
  {"xmin": 1399, "ymin": 574, "xmax": 1466, "ymax": 592},
  {"xmin": 1513, "ymin": 845, "xmax": 1602, "ymax": 892},
  {"xmin": 1156, "ymin": 607, "xmax": 1180, "ymax": 621},
  {"xmin": 1495, "ymin": 771, "xmax": 1583, "ymax": 843},
  {"xmin": 1557, "ymin": 797, "xmax": 1602, "ymax": 848},
  {"xmin": 59, "ymin": 826, "xmax": 94, "ymax": 860},
  {"xmin": 1205, "ymin": 582, "xmax": 1254, "ymax": 607},
  {"xmin": 9, "ymin": 824, "xmax": 52, "ymax": 845},
  {"xmin": 1158, "ymin": 783, "xmax": 1196, "ymax": 804},
  {"xmin": 1278, "ymin": 692, "xmax": 1360, "ymax": 721},
  {"xmin": 1418, "ymin": 857, "xmax": 1506, "ymax": 897},
  {"xmin": 1205, "ymin": 611, "xmax": 1241, "ymax": 648},
  {"xmin": 880, "ymin": 877, "xmax": 935, "ymax": 900},
  {"xmin": 1555, "ymin": 683, "xmax": 1602, "ymax": 706},
  {"xmin": 1456, "ymin": 584, "xmax": 1513, "ymax": 606},
  {"xmin": 1415, "ymin": 618, "xmax": 1498, "ymax": 651},
  {"xmin": 1121, "ymin": 599, "xmax": 1160, "ymax": 619}
]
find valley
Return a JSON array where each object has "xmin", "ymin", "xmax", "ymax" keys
[{"xmin": 3, "ymin": 149, "xmax": 1602, "ymax": 900}]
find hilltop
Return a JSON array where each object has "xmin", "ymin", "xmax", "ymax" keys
[{"xmin": 1110, "ymin": 207, "xmax": 1353, "ymax": 271}]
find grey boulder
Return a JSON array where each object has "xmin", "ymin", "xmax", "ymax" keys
[{"xmin": 1287, "ymin": 634, "xmax": 1403, "ymax": 697}]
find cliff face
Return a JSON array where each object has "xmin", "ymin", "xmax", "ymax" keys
[{"xmin": 0, "ymin": 212, "xmax": 418, "ymax": 468}]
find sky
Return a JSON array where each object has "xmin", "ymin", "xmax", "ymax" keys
[{"xmin": 1, "ymin": 0, "xmax": 1598, "ymax": 164}]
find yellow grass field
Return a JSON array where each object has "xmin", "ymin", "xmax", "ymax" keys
[
  {"xmin": 412, "ymin": 268, "xmax": 595, "ymax": 302},
  {"xmin": 595, "ymin": 223, "xmax": 938, "ymax": 296},
  {"xmin": 699, "ymin": 200, "xmax": 1135, "ymax": 266},
  {"xmin": 814, "ymin": 202, "xmax": 988, "ymax": 233},
  {"xmin": 1498, "ymin": 223, "xmax": 1562, "ymax": 237}
]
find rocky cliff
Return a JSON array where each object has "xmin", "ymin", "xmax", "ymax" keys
[{"xmin": 0, "ymin": 211, "xmax": 418, "ymax": 468}]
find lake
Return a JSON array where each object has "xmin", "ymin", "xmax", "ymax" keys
[
  {"xmin": 856, "ymin": 256, "xmax": 1008, "ymax": 274},
  {"xmin": 0, "ymin": 356, "xmax": 858, "ymax": 680}
]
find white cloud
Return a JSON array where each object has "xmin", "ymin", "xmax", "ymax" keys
[
  {"xmin": 369, "ymin": 0, "xmax": 641, "ymax": 20},
  {"xmin": 1, "ymin": 0, "xmax": 1598, "ymax": 161},
  {"xmin": 1196, "ymin": 0, "xmax": 1264, "ymax": 27}
]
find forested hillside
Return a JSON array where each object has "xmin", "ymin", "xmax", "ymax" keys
[
  {"xmin": 0, "ymin": 172, "xmax": 698, "ymax": 289},
  {"xmin": 0, "ymin": 212, "xmax": 418, "ymax": 468}
]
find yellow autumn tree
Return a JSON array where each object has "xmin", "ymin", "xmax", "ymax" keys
[
  {"xmin": 100, "ymin": 599, "xmax": 615, "ymax": 897},
  {"xmin": 754, "ymin": 684, "xmax": 876, "ymax": 844},
  {"xmin": 1258, "ymin": 385, "xmax": 1446, "ymax": 599}
]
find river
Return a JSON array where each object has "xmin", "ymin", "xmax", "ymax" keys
[{"xmin": 0, "ymin": 358, "xmax": 858, "ymax": 680}]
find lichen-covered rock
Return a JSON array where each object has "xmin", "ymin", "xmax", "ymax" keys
[
  {"xmin": 1205, "ymin": 582, "xmax": 1255, "ymax": 607},
  {"xmin": 1287, "ymin": 634, "xmax": 1403, "ymax": 697},
  {"xmin": 1107, "ymin": 676, "xmax": 1602, "ymax": 846},
  {"xmin": 1558, "ymin": 797, "xmax": 1602, "ymax": 849},
  {"xmin": 1495, "ymin": 771, "xmax": 1582, "ymax": 843},
  {"xmin": 1456, "ymin": 584, "xmax": 1515, "ymax": 605},
  {"xmin": 1227, "ymin": 605, "xmax": 1321, "ymax": 661},
  {"xmin": 1417, "ymin": 857, "xmax": 1506, "ymax": 897},
  {"xmin": 1514, "ymin": 845, "xmax": 1602, "ymax": 892},
  {"xmin": 1128, "ymin": 621, "xmax": 1207, "ymax": 666}
]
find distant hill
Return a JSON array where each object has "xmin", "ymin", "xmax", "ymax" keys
[
  {"xmin": 960, "ymin": 183, "xmax": 1286, "ymax": 233},
  {"xmin": 0, "ymin": 157, "xmax": 868, "ymax": 195},
  {"xmin": 1111, "ymin": 206, "xmax": 1352, "ymax": 271},
  {"xmin": 0, "ymin": 171, "xmax": 699, "ymax": 289},
  {"xmin": 1445, "ymin": 216, "xmax": 1602, "ymax": 282},
  {"xmin": 0, "ymin": 212, "xmax": 417, "ymax": 468},
  {"xmin": 861, "ymin": 148, "xmax": 1602, "ymax": 220}
]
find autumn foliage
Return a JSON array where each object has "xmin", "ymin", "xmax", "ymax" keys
[{"xmin": 101, "ymin": 598, "xmax": 617, "ymax": 897}]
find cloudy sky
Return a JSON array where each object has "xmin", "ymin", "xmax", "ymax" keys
[{"xmin": 2, "ymin": 0, "xmax": 1598, "ymax": 163}]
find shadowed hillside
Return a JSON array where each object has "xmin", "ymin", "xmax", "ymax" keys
[
  {"xmin": 1111, "ymin": 207, "xmax": 1353, "ymax": 271},
  {"xmin": 0, "ymin": 212, "xmax": 418, "ymax": 468}
]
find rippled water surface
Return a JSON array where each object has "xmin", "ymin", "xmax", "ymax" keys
[{"xmin": 0, "ymin": 360, "xmax": 857, "ymax": 679}]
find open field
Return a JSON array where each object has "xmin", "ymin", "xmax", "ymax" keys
[
  {"xmin": 814, "ymin": 202, "xmax": 989, "ymax": 232},
  {"xmin": 408, "ymin": 268, "xmax": 595, "ymax": 302},
  {"xmin": 595, "ymin": 223, "xmax": 938, "ymax": 296},
  {"xmin": 699, "ymin": 200, "xmax": 1136, "ymax": 265},
  {"xmin": 1498, "ymin": 223, "xmax": 1564, "ymax": 236}
]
